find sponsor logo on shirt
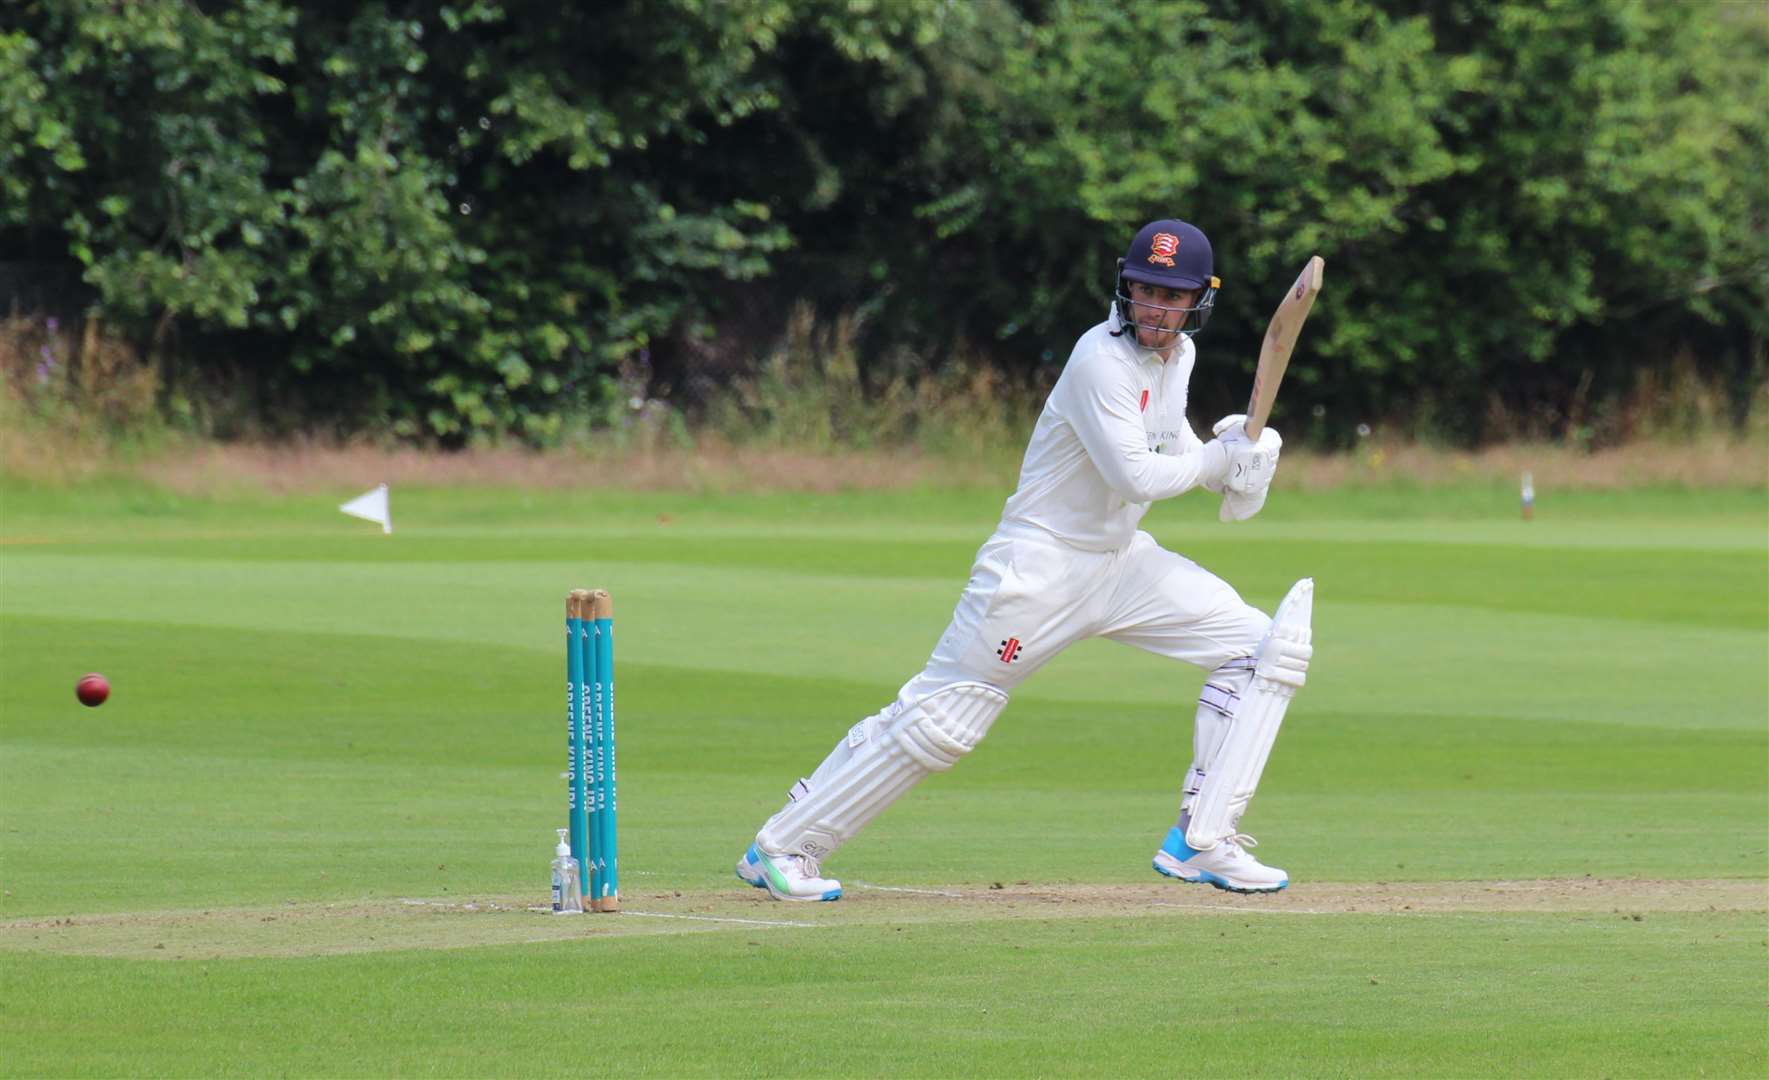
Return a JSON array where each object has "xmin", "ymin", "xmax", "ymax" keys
[
  {"xmin": 996, "ymin": 637, "xmax": 1023, "ymax": 664},
  {"xmin": 1139, "ymin": 389, "xmax": 1150, "ymax": 412},
  {"xmin": 1147, "ymin": 428, "xmax": 1186, "ymax": 454}
]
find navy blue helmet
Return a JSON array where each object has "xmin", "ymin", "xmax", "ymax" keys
[{"xmin": 1114, "ymin": 219, "xmax": 1220, "ymax": 339}]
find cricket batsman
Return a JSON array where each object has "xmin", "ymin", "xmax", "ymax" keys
[{"xmin": 737, "ymin": 219, "xmax": 1313, "ymax": 900}]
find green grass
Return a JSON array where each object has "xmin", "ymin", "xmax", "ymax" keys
[
  {"xmin": 2, "ymin": 477, "xmax": 1765, "ymax": 1076},
  {"xmin": 7, "ymin": 914, "xmax": 1762, "ymax": 1078}
]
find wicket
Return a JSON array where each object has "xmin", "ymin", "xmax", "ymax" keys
[{"xmin": 565, "ymin": 588, "xmax": 619, "ymax": 912}]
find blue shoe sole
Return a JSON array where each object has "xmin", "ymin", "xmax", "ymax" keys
[{"xmin": 1153, "ymin": 856, "xmax": 1288, "ymax": 894}]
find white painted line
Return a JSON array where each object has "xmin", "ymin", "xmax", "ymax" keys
[
  {"xmin": 849, "ymin": 880, "xmax": 964, "ymax": 897},
  {"xmin": 619, "ymin": 911, "xmax": 816, "ymax": 928}
]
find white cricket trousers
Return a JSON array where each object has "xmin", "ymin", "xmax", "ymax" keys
[{"xmin": 801, "ymin": 523, "xmax": 1272, "ymax": 797}]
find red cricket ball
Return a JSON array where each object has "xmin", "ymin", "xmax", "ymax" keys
[{"xmin": 76, "ymin": 673, "xmax": 110, "ymax": 707}]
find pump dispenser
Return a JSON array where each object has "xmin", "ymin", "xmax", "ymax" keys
[{"xmin": 551, "ymin": 828, "xmax": 583, "ymax": 913}]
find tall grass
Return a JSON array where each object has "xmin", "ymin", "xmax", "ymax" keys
[
  {"xmin": 1469, "ymin": 344, "xmax": 1767, "ymax": 451},
  {"xmin": 3, "ymin": 309, "xmax": 1763, "ymax": 494},
  {"xmin": 0, "ymin": 313, "xmax": 174, "ymax": 481},
  {"xmin": 698, "ymin": 305, "xmax": 1042, "ymax": 461},
  {"xmin": 1601, "ymin": 347, "xmax": 1768, "ymax": 445}
]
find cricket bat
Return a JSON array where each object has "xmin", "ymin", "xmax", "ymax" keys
[{"xmin": 1244, "ymin": 255, "xmax": 1325, "ymax": 439}]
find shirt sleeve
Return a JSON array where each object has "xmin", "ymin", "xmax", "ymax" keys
[
  {"xmin": 1175, "ymin": 418, "xmax": 1205, "ymax": 454},
  {"xmin": 1174, "ymin": 418, "xmax": 1225, "ymax": 493},
  {"xmin": 1057, "ymin": 353, "xmax": 1226, "ymax": 504}
]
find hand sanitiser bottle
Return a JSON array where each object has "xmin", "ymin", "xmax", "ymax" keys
[{"xmin": 551, "ymin": 828, "xmax": 583, "ymax": 913}]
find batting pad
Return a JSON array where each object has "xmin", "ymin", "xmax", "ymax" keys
[
  {"xmin": 757, "ymin": 682, "xmax": 1008, "ymax": 861},
  {"xmin": 1186, "ymin": 578, "xmax": 1313, "ymax": 850}
]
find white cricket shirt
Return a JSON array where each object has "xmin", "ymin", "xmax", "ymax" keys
[{"xmin": 997, "ymin": 306, "xmax": 1226, "ymax": 552}]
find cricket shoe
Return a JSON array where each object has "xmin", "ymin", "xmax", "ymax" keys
[
  {"xmin": 1152, "ymin": 826, "xmax": 1288, "ymax": 893},
  {"xmin": 736, "ymin": 843, "xmax": 843, "ymax": 902}
]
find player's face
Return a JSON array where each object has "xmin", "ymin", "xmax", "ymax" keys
[{"xmin": 1127, "ymin": 282, "xmax": 1201, "ymax": 350}]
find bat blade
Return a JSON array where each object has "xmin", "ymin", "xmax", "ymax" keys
[{"xmin": 1244, "ymin": 255, "xmax": 1324, "ymax": 439}]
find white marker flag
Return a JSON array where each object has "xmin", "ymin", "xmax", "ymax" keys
[{"xmin": 339, "ymin": 483, "xmax": 392, "ymax": 534}]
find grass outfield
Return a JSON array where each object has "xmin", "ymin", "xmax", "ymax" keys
[{"xmin": 2, "ymin": 477, "xmax": 1765, "ymax": 1076}]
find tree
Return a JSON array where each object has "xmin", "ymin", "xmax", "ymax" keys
[{"xmin": 3, "ymin": 0, "xmax": 1762, "ymax": 445}]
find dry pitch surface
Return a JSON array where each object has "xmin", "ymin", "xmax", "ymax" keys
[{"xmin": 6, "ymin": 878, "xmax": 1762, "ymax": 961}]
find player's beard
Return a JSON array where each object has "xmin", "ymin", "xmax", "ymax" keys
[{"xmin": 1136, "ymin": 312, "xmax": 1183, "ymax": 352}]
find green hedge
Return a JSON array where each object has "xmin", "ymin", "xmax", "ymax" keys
[{"xmin": 3, "ymin": 0, "xmax": 1763, "ymax": 445}]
